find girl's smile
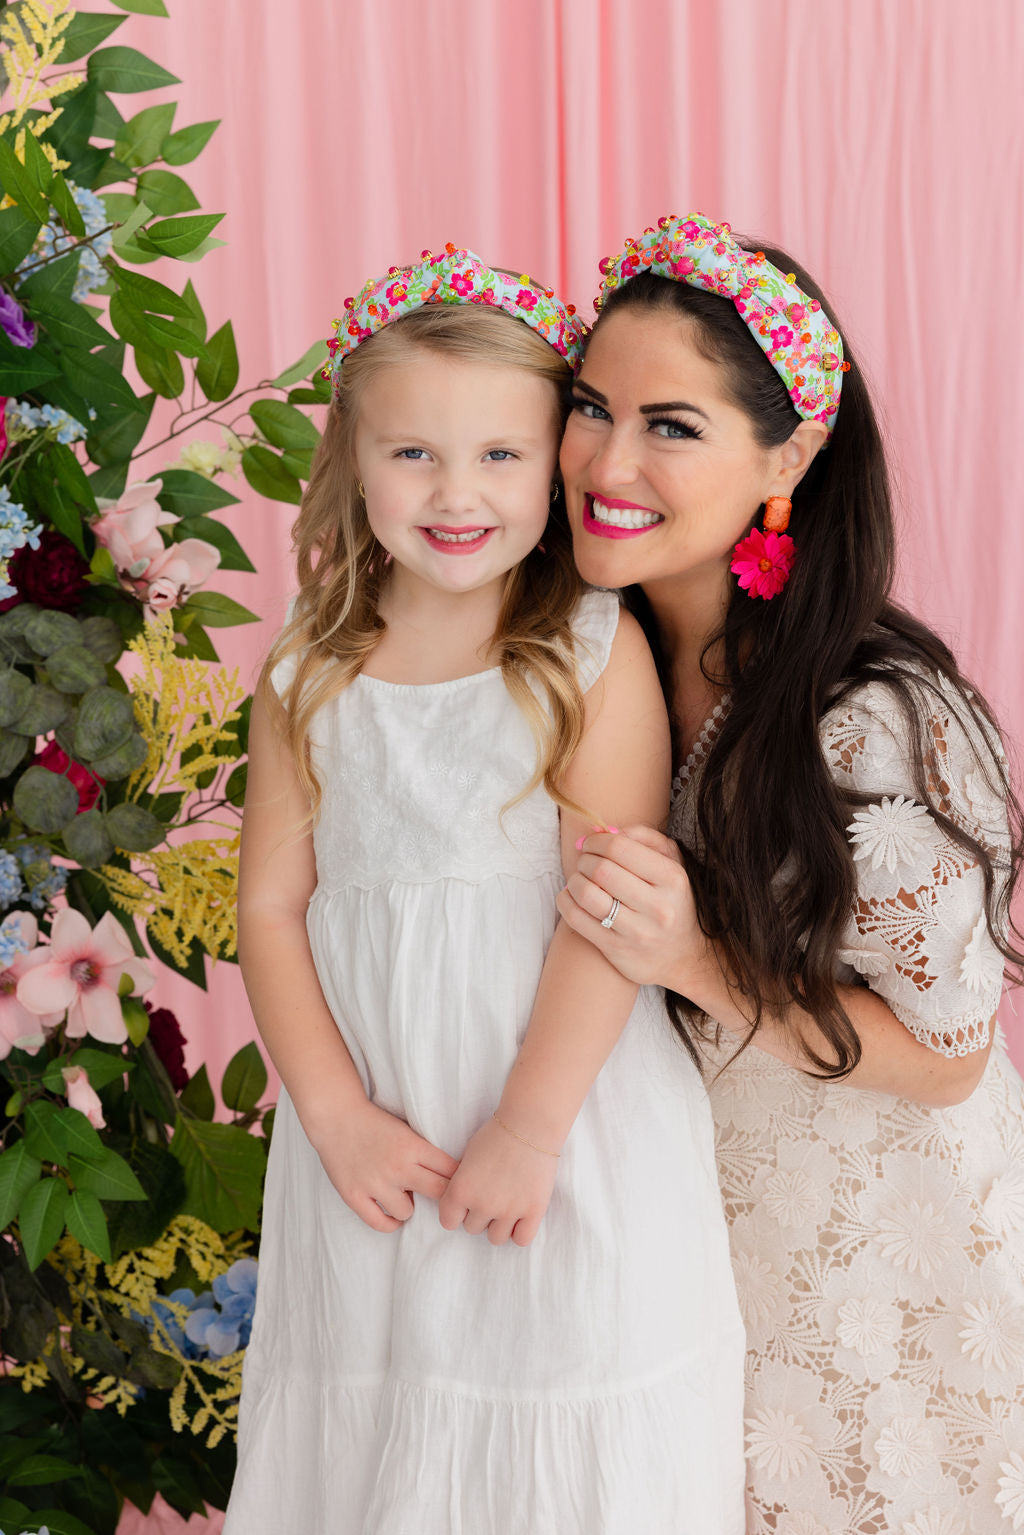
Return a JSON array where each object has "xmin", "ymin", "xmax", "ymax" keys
[{"xmin": 418, "ymin": 524, "xmax": 497, "ymax": 552}]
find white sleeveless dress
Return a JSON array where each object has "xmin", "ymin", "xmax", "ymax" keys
[
  {"xmin": 226, "ymin": 589, "xmax": 745, "ymax": 1535},
  {"xmin": 670, "ymin": 677, "xmax": 1024, "ymax": 1534}
]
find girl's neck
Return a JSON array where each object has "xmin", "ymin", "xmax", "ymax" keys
[
  {"xmin": 367, "ymin": 570, "xmax": 505, "ymax": 685},
  {"xmin": 641, "ymin": 567, "xmax": 730, "ymax": 759}
]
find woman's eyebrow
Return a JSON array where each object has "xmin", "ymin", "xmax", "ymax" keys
[
  {"xmin": 572, "ymin": 379, "xmax": 609, "ymax": 404},
  {"xmin": 639, "ymin": 400, "xmax": 711, "ymax": 421}
]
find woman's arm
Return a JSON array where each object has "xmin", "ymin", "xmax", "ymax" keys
[
  {"xmin": 438, "ymin": 610, "xmax": 672, "ymax": 1245},
  {"xmin": 557, "ymin": 825, "xmax": 994, "ymax": 1107},
  {"xmin": 240, "ymin": 683, "xmax": 457, "ymax": 1231}
]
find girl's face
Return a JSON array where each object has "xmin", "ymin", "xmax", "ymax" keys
[
  {"xmin": 560, "ymin": 307, "xmax": 786, "ymax": 598},
  {"xmin": 354, "ymin": 351, "xmax": 558, "ymax": 603}
]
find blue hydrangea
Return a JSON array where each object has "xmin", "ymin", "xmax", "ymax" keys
[
  {"xmin": 4, "ymin": 397, "xmax": 88, "ymax": 445},
  {"xmin": 20, "ymin": 181, "xmax": 113, "ymax": 304},
  {"xmin": 0, "ymin": 852, "xmax": 23, "ymax": 907},
  {"xmin": 0, "ymin": 912, "xmax": 30, "ymax": 968},
  {"xmin": 148, "ymin": 1287, "xmax": 209, "ymax": 1360},
  {"xmin": 15, "ymin": 843, "xmax": 68, "ymax": 910},
  {"xmin": 0, "ymin": 486, "xmax": 42, "ymax": 601}
]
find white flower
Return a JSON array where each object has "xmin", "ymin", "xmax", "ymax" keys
[
  {"xmin": 837, "ymin": 940, "xmax": 892, "ymax": 977},
  {"xmin": 856, "ymin": 1152, "xmax": 973, "ymax": 1305},
  {"xmin": 847, "ymin": 794, "xmax": 937, "ymax": 873},
  {"xmin": 751, "ymin": 1138, "xmax": 839, "ymax": 1250},
  {"xmin": 744, "ymin": 1360, "xmax": 838, "ymax": 1506},
  {"xmin": 746, "ymin": 1406, "xmax": 815, "ymax": 1482},
  {"xmin": 762, "ymin": 1167, "xmax": 822, "ymax": 1229},
  {"xmin": 996, "ymin": 1450, "xmax": 1024, "ymax": 1530},
  {"xmin": 957, "ymin": 1289, "xmax": 1024, "ymax": 1380},
  {"xmin": 862, "ymin": 1380, "xmax": 948, "ymax": 1506},
  {"xmin": 983, "ymin": 1166, "xmax": 1024, "ymax": 1238},
  {"xmin": 176, "ymin": 439, "xmax": 223, "ymax": 478},
  {"xmin": 836, "ymin": 1295, "xmax": 898, "ymax": 1358},
  {"xmin": 777, "ymin": 1512, "xmax": 831, "ymax": 1535},
  {"xmin": 963, "ymin": 765, "xmax": 1005, "ymax": 834},
  {"xmin": 876, "ymin": 1414, "xmax": 937, "ymax": 1477},
  {"xmin": 900, "ymin": 1510, "xmax": 967, "ymax": 1535},
  {"xmin": 959, "ymin": 913, "xmax": 1004, "ymax": 995}
]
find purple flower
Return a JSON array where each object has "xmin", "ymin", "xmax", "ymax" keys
[{"xmin": 0, "ymin": 292, "xmax": 36, "ymax": 349}]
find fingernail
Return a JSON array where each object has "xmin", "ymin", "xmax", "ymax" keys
[
  {"xmin": 575, "ymin": 834, "xmax": 587, "ymax": 851},
  {"xmin": 606, "ymin": 826, "xmax": 620, "ymax": 835}
]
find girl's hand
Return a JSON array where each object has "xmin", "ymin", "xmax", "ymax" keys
[
  {"xmin": 311, "ymin": 1098, "xmax": 459, "ymax": 1234},
  {"xmin": 438, "ymin": 1115, "xmax": 560, "ymax": 1247},
  {"xmin": 556, "ymin": 824, "xmax": 706, "ymax": 990}
]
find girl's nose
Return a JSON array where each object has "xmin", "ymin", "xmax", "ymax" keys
[{"xmin": 431, "ymin": 469, "xmax": 481, "ymax": 517}]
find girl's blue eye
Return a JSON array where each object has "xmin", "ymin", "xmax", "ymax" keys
[
  {"xmin": 485, "ymin": 449, "xmax": 514, "ymax": 461},
  {"xmin": 396, "ymin": 448, "xmax": 428, "ymax": 459},
  {"xmin": 571, "ymin": 396, "xmax": 610, "ymax": 421}
]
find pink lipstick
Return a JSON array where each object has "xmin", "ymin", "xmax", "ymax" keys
[
  {"xmin": 418, "ymin": 526, "xmax": 496, "ymax": 554},
  {"xmin": 581, "ymin": 494, "xmax": 664, "ymax": 540}
]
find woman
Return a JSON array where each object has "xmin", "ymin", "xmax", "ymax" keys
[{"xmin": 558, "ymin": 213, "xmax": 1024, "ymax": 1531}]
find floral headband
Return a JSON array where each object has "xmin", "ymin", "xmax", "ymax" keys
[
  {"xmin": 323, "ymin": 244, "xmax": 589, "ymax": 392},
  {"xmin": 596, "ymin": 213, "xmax": 848, "ymax": 433}
]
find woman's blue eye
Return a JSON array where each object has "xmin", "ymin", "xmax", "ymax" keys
[
  {"xmin": 648, "ymin": 417, "xmax": 702, "ymax": 441},
  {"xmin": 572, "ymin": 396, "xmax": 610, "ymax": 421}
]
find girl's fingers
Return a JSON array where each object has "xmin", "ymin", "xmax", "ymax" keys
[
  {"xmin": 380, "ymin": 1187, "xmax": 415, "ymax": 1222},
  {"xmin": 486, "ymin": 1218, "xmax": 516, "ymax": 1247},
  {"xmin": 357, "ymin": 1197, "xmax": 403, "ymax": 1233},
  {"xmin": 462, "ymin": 1207, "xmax": 491, "ymax": 1237},
  {"xmin": 416, "ymin": 1144, "xmax": 460, "ymax": 1180},
  {"xmin": 408, "ymin": 1166, "xmax": 452, "ymax": 1202},
  {"xmin": 438, "ymin": 1195, "xmax": 468, "ymax": 1231},
  {"xmin": 511, "ymin": 1214, "xmax": 542, "ymax": 1248}
]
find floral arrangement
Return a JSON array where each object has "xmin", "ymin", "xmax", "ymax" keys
[{"xmin": 0, "ymin": 3, "xmax": 327, "ymax": 1530}]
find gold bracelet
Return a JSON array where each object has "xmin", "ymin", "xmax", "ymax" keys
[{"xmin": 491, "ymin": 1112, "xmax": 561, "ymax": 1159}]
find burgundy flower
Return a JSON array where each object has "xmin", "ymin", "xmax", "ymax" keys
[
  {"xmin": 36, "ymin": 740, "xmax": 104, "ymax": 813},
  {"xmin": 144, "ymin": 1002, "xmax": 190, "ymax": 1091},
  {"xmin": 0, "ymin": 398, "xmax": 7, "ymax": 461},
  {"xmin": 0, "ymin": 529, "xmax": 90, "ymax": 613},
  {"xmin": 0, "ymin": 292, "xmax": 35, "ymax": 349}
]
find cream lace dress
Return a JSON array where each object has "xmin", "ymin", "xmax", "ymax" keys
[
  {"xmin": 669, "ymin": 678, "xmax": 1024, "ymax": 1535},
  {"xmin": 226, "ymin": 589, "xmax": 746, "ymax": 1535}
]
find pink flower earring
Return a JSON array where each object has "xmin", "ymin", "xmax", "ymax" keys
[{"xmin": 730, "ymin": 496, "xmax": 795, "ymax": 601}]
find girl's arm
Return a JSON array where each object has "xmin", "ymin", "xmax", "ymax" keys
[
  {"xmin": 438, "ymin": 610, "xmax": 672, "ymax": 1246},
  {"xmin": 239, "ymin": 683, "xmax": 458, "ymax": 1232},
  {"xmin": 557, "ymin": 826, "xmax": 994, "ymax": 1106}
]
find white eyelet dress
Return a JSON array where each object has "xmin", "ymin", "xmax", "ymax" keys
[
  {"xmin": 671, "ymin": 676, "xmax": 1024, "ymax": 1533},
  {"xmin": 225, "ymin": 589, "xmax": 746, "ymax": 1535}
]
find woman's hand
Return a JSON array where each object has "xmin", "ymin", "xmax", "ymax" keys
[
  {"xmin": 556, "ymin": 824, "xmax": 706, "ymax": 990},
  {"xmin": 311, "ymin": 1097, "xmax": 459, "ymax": 1234},
  {"xmin": 438, "ymin": 1115, "xmax": 560, "ymax": 1247}
]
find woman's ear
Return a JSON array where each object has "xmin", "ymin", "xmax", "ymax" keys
[{"xmin": 768, "ymin": 419, "xmax": 828, "ymax": 498}]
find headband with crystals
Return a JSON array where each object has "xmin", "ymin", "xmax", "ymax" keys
[
  {"xmin": 323, "ymin": 244, "xmax": 588, "ymax": 392},
  {"xmin": 596, "ymin": 213, "xmax": 848, "ymax": 434}
]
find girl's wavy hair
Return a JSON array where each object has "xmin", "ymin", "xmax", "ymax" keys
[
  {"xmin": 599, "ymin": 258, "xmax": 1024, "ymax": 1079},
  {"xmin": 261, "ymin": 302, "xmax": 588, "ymax": 820}
]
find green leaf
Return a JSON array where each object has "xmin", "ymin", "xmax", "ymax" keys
[
  {"xmin": 42, "ymin": 79, "xmax": 100, "ymax": 164},
  {"xmin": 137, "ymin": 211, "xmax": 224, "ymax": 259},
  {"xmin": 135, "ymin": 343, "xmax": 186, "ymax": 399},
  {"xmin": 224, "ymin": 759, "xmax": 247, "ymax": 808},
  {"xmin": 221, "ymin": 1042, "xmax": 268, "ymax": 1115},
  {"xmin": 65, "ymin": 1188, "xmax": 112, "ymax": 1263},
  {"xmin": 23, "ymin": 1100, "xmax": 68, "ymax": 1163},
  {"xmin": 0, "ymin": 336, "xmax": 60, "ymax": 393},
  {"xmin": 56, "ymin": 1107, "xmax": 106, "ymax": 1162},
  {"xmin": 61, "ymin": 346, "xmax": 137, "ymax": 408},
  {"xmin": 18, "ymin": 1177, "xmax": 69, "ymax": 1270},
  {"xmin": 7, "ymin": 1453, "xmax": 84, "ymax": 1488},
  {"xmin": 85, "ymin": 391, "xmax": 155, "ymax": 467},
  {"xmin": 288, "ymin": 378, "xmax": 332, "ymax": 406},
  {"xmin": 137, "ymin": 168, "xmax": 200, "ymax": 217},
  {"xmin": 0, "ymin": 204, "xmax": 42, "ymax": 270},
  {"xmin": 19, "ymin": 1511, "xmax": 98, "ymax": 1535},
  {"xmin": 115, "ymin": 100, "xmax": 176, "ymax": 167},
  {"xmin": 110, "ymin": 197, "xmax": 153, "ymax": 250},
  {"xmin": 162, "ymin": 118, "xmax": 220, "ymax": 166},
  {"xmin": 195, "ymin": 318, "xmax": 238, "ymax": 400},
  {"xmin": 157, "ymin": 468, "xmax": 240, "ymax": 516},
  {"xmin": 112, "ymin": 264, "xmax": 193, "ymax": 318},
  {"xmin": 179, "ymin": 591, "xmax": 259, "ymax": 628},
  {"xmin": 249, "ymin": 398, "xmax": 321, "ymax": 452},
  {"xmin": 59, "ymin": 10, "xmax": 127, "ymax": 60},
  {"xmin": 176, "ymin": 622, "xmax": 219, "ymax": 661},
  {"xmin": 178, "ymin": 1062, "xmax": 214, "ymax": 1119},
  {"xmin": 175, "ymin": 233, "xmax": 227, "ymax": 264},
  {"xmin": 177, "ymin": 277, "xmax": 207, "ymax": 341},
  {"xmin": 112, "ymin": 0, "xmax": 170, "ymax": 13},
  {"xmin": 271, "ymin": 338, "xmax": 331, "ymax": 389},
  {"xmin": 147, "ymin": 927, "xmax": 207, "ymax": 990},
  {"xmin": 43, "ymin": 1048, "xmax": 130, "ymax": 1094},
  {"xmin": 50, "ymin": 440, "xmax": 99, "ymax": 517},
  {"xmin": 242, "ymin": 443, "xmax": 303, "ymax": 504},
  {"xmin": 46, "ymin": 171, "xmax": 87, "ymax": 237},
  {"xmin": 67, "ymin": 1150, "xmax": 146, "ymax": 1202},
  {"xmin": 169, "ymin": 1117, "xmax": 266, "ymax": 1232},
  {"xmin": 20, "ymin": 126, "xmax": 55, "ymax": 197},
  {"xmin": 122, "ymin": 995, "xmax": 150, "ymax": 1046},
  {"xmin": 92, "ymin": 90, "xmax": 128, "ymax": 142},
  {"xmin": 0, "ymin": 1142, "xmax": 43, "ymax": 1227},
  {"xmin": 0, "ymin": 138, "xmax": 50, "ymax": 223},
  {"xmin": 106, "ymin": 1137, "xmax": 186, "ymax": 1255},
  {"xmin": 142, "ymin": 309, "xmax": 208, "ymax": 358},
  {"xmin": 16, "ymin": 250, "xmax": 79, "ymax": 301},
  {"xmin": 87, "ymin": 47, "xmax": 180, "ymax": 93},
  {"xmin": 174, "ymin": 514, "xmax": 254, "ymax": 573},
  {"xmin": 24, "ymin": 292, "xmax": 111, "ymax": 351}
]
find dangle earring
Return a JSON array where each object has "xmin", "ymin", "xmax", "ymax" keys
[{"xmin": 730, "ymin": 495, "xmax": 796, "ymax": 601}]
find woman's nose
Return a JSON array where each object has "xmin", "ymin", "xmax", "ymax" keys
[{"xmin": 586, "ymin": 427, "xmax": 640, "ymax": 494}]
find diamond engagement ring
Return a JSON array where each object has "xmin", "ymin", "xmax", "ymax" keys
[{"xmin": 600, "ymin": 897, "xmax": 621, "ymax": 930}]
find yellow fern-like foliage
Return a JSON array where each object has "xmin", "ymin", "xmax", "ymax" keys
[
  {"xmin": 0, "ymin": 0, "xmax": 81, "ymax": 149},
  {"xmin": 12, "ymin": 1218, "xmax": 253, "ymax": 1443},
  {"xmin": 101, "ymin": 834, "xmax": 240, "ymax": 963}
]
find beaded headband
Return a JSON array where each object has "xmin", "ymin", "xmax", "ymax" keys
[
  {"xmin": 596, "ymin": 213, "xmax": 848, "ymax": 434},
  {"xmin": 323, "ymin": 244, "xmax": 588, "ymax": 393}
]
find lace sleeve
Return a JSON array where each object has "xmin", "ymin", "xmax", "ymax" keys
[
  {"xmin": 570, "ymin": 587, "xmax": 622, "ymax": 692},
  {"xmin": 821, "ymin": 675, "xmax": 1011, "ymax": 1058}
]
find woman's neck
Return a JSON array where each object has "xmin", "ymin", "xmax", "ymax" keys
[{"xmin": 641, "ymin": 569, "xmax": 729, "ymax": 759}]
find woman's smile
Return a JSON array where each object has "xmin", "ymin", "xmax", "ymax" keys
[{"xmin": 582, "ymin": 494, "xmax": 664, "ymax": 539}]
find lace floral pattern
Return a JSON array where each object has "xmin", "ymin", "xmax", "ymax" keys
[{"xmin": 669, "ymin": 677, "xmax": 1024, "ymax": 1532}]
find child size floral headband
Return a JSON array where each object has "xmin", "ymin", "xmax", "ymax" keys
[
  {"xmin": 323, "ymin": 244, "xmax": 589, "ymax": 392},
  {"xmin": 596, "ymin": 213, "xmax": 848, "ymax": 433}
]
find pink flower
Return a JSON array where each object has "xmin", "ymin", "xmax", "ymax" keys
[
  {"xmin": 681, "ymin": 220, "xmax": 701, "ymax": 239},
  {"xmin": 730, "ymin": 527, "xmax": 796, "ymax": 600},
  {"xmin": 515, "ymin": 287, "xmax": 538, "ymax": 310},
  {"xmin": 450, "ymin": 270, "xmax": 475, "ymax": 297},
  {"xmin": 671, "ymin": 256, "xmax": 696, "ymax": 277},
  {"xmin": 0, "ymin": 914, "xmax": 60, "ymax": 1058},
  {"xmin": 93, "ymin": 480, "xmax": 175, "ymax": 577},
  {"xmin": 17, "ymin": 909, "xmax": 155, "ymax": 1044},
  {"xmin": 62, "ymin": 1064, "xmax": 106, "ymax": 1129},
  {"xmin": 36, "ymin": 741, "xmax": 104, "ymax": 813},
  {"xmin": 386, "ymin": 281, "xmax": 408, "ymax": 304},
  {"xmin": 128, "ymin": 537, "xmax": 221, "ymax": 619},
  {"xmin": 770, "ymin": 325, "xmax": 794, "ymax": 349},
  {"xmin": 788, "ymin": 303, "xmax": 806, "ymax": 324}
]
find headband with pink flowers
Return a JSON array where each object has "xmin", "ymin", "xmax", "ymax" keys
[
  {"xmin": 595, "ymin": 213, "xmax": 848, "ymax": 434},
  {"xmin": 323, "ymin": 244, "xmax": 589, "ymax": 393}
]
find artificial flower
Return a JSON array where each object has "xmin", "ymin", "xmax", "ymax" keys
[
  {"xmin": 130, "ymin": 536, "xmax": 221, "ymax": 618},
  {"xmin": 846, "ymin": 794, "xmax": 937, "ymax": 874},
  {"xmin": 0, "ymin": 912, "xmax": 61, "ymax": 1058},
  {"xmin": 17, "ymin": 908, "xmax": 155, "ymax": 1043},
  {"xmin": 36, "ymin": 740, "xmax": 104, "ymax": 813},
  {"xmin": 730, "ymin": 527, "xmax": 795, "ymax": 600},
  {"xmin": 145, "ymin": 1000, "xmax": 190, "ymax": 1091},
  {"xmin": 0, "ymin": 290, "xmax": 35, "ymax": 348},
  {"xmin": 0, "ymin": 528, "xmax": 88, "ymax": 612},
  {"xmin": 0, "ymin": 395, "xmax": 7, "ymax": 460},
  {"xmin": 62, "ymin": 1063, "xmax": 106, "ymax": 1128},
  {"xmin": 92, "ymin": 478, "xmax": 173, "ymax": 575}
]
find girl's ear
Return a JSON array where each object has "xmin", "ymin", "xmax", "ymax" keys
[{"xmin": 768, "ymin": 419, "xmax": 828, "ymax": 498}]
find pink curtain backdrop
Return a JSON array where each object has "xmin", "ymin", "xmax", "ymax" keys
[{"xmin": 90, "ymin": 0, "xmax": 1022, "ymax": 1527}]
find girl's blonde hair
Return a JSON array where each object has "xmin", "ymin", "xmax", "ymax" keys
[{"xmin": 262, "ymin": 303, "xmax": 589, "ymax": 819}]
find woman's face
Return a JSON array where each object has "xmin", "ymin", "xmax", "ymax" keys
[{"xmin": 560, "ymin": 307, "xmax": 782, "ymax": 598}]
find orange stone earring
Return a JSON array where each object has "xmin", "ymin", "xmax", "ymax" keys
[{"xmin": 763, "ymin": 495, "xmax": 792, "ymax": 532}]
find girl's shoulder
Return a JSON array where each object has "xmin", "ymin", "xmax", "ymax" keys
[
  {"xmin": 266, "ymin": 593, "xmax": 306, "ymax": 699},
  {"xmin": 569, "ymin": 586, "xmax": 622, "ymax": 692}
]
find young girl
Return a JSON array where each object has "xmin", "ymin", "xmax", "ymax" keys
[
  {"xmin": 558, "ymin": 213, "xmax": 1024, "ymax": 1530},
  {"xmin": 224, "ymin": 249, "xmax": 745, "ymax": 1535}
]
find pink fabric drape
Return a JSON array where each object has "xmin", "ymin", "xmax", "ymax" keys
[{"xmin": 107, "ymin": 0, "xmax": 1022, "ymax": 1102}]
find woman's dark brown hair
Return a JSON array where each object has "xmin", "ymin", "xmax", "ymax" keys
[{"xmin": 597, "ymin": 254, "xmax": 1023, "ymax": 1078}]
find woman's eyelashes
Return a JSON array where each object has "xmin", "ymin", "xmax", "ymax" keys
[{"xmin": 569, "ymin": 396, "xmax": 703, "ymax": 440}]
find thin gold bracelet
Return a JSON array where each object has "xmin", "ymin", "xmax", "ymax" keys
[{"xmin": 492, "ymin": 1112, "xmax": 561, "ymax": 1159}]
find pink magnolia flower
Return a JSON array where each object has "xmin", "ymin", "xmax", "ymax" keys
[
  {"xmin": 62, "ymin": 1064, "xmax": 106, "ymax": 1129},
  {"xmin": 128, "ymin": 537, "xmax": 221, "ymax": 618},
  {"xmin": 0, "ymin": 914, "xmax": 61, "ymax": 1058},
  {"xmin": 17, "ymin": 909, "xmax": 155, "ymax": 1044},
  {"xmin": 93, "ymin": 479, "xmax": 175, "ymax": 577},
  {"xmin": 730, "ymin": 527, "xmax": 796, "ymax": 601}
]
